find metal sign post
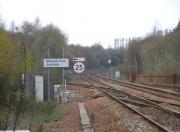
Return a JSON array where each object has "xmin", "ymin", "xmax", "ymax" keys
[
  {"xmin": 64, "ymin": 80, "xmax": 66, "ymax": 90},
  {"xmin": 62, "ymin": 48, "xmax": 65, "ymax": 89},
  {"xmin": 73, "ymin": 58, "xmax": 85, "ymax": 95},
  {"xmin": 43, "ymin": 57, "xmax": 69, "ymax": 101},
  {"xmin": 48, "ymin": 48, "xmax": 50, "ymax": 101}
]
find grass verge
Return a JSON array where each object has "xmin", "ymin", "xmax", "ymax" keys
[{"xmin": 30, "ymin": 113, "xmax": 63, "ymax": 124}]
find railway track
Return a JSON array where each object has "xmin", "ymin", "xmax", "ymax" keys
[
  {"xmin": 81, "ymin": 76, "xmax": 180, "ymax": 132},
  {"xmin": 71, "ymin": 76, "xmax": 180, "ymax": 108},
  {"xmin": 97, "ymin": 76, "xmax": 180, "ymax": 102}
]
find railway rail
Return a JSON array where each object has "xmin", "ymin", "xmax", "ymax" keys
[
  {"xmin": 77, "ymin": 76, "xmax": 180, "ymax": 132},
  {"xmin": 86, "ymin": 76, "xmax": 180, "ymax": 114},
  {"xmin": 97, "ymin": 76, "xmax": 180, "ymax": 101},
  {"xmin": 79, "ymin": 76, "xmax": 180, "ymax": 108}
]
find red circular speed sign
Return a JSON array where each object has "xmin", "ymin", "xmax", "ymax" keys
[{"xmin": 73, "ymin": 62, "xmax": 85, "ymax": 73}]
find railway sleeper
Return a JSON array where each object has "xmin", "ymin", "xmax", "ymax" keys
[{"xmin": 117, "ymin": 97, "xmax": 154, "ymax": 107}]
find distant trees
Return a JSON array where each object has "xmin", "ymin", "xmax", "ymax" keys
[
  {"xmin": 125, "ymin": 21, "xmax": 180, "ymax": 75},
  {"xmin": 0, "ymin": 22, "xmax": 24, "ymax": 106},
  {"xmin": 30, "ymin": 24, "xmax": 67, "ymax": 72},
  {"xmin": 65, "ymin": 43, "xmax": 125, "ymax": 69},
  {"xmin": 0, "ymin": 29, "xmax": 13, "ymax": 105}
]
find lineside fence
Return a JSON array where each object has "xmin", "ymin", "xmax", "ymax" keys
[{"xmin": 130, "ymin": 73, "xmax": 180, "ymax": 86}]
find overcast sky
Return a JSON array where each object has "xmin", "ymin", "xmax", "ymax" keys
[{"xmin": 0, "ymin": 0, "xmax": 180, "ymax": 48}]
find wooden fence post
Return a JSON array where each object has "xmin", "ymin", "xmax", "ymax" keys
[{"xmin": 172, "ymin": 73, "xmax": 177, "ymax": 84}]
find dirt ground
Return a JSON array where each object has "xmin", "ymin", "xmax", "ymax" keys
[
  {"xmin": 53, "ymin": 85, "xmax": 130, "ymax": 132},
  {"xmin": 19, "ymin": 84, "xmax": 161, "ymax": 132},
  {"xmin": 43, "ymin": 102, "xmax": 82, "ymax": 132},
  {"xmin": 42, "ymin": 84, "xmax": 159, "ymax": 132}
]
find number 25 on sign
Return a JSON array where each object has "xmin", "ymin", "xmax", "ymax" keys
[{"xmin": 73, "ymin": 62, "xmax": 85, "ymax": 73}]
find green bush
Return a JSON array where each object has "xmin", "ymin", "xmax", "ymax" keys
[
  {"xmin": 19, "ymin": 98, "xmax": 62, "ymax": 125},
  {"xmin": 22, "ymin": 97, "xmax": 58, "ymax": 115}
]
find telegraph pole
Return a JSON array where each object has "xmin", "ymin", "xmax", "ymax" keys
[
  {"xmin": 77, "ymin": 47, "xmax": 80, "ymax": 94},
  {"xmin": 13, "ymin": 27, "xmax": 27, "ymax": 131}
]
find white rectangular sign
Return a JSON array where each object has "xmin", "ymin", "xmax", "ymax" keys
[
  {"xmin": 43, "ymin": 58, "xmax": 69, "ymax": 67},
  {"xmin": 73, "ymin": 57, "xmax": 85, "ymax": 62}
]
